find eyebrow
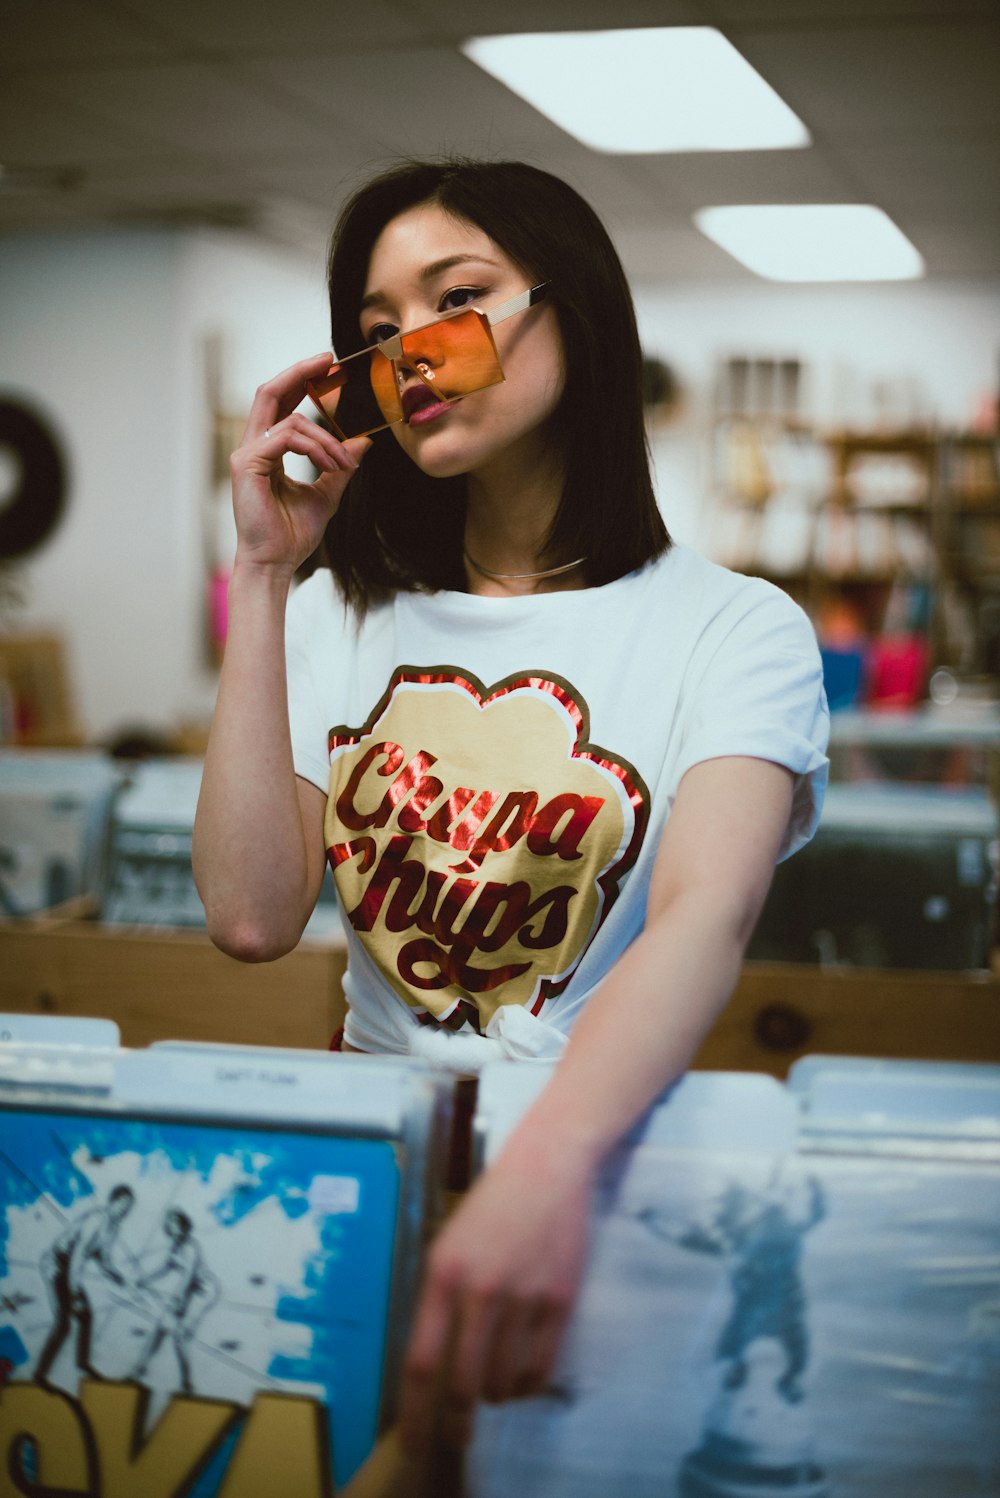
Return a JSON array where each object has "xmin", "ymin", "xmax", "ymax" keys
[{"xmin": 360, "ymin": 253, "xmax": 502, "ymax": 313}]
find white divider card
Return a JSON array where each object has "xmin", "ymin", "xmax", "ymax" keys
[
  {"xmin": 789, "ymin": 1054, "xmax": 1000, "ymax": 1148},
  {"xmin": 122, "ymin": 1042, "xmax": 415, "ymax": 1131},
  {"xmin": 467, "ymin": 1060, "xmax": 1000, "ymax": 1498},
  {"xmin": 0, "ymin": 1042, "xmax": 453, "ymax": 1496},
  {"xmin": 0, "ymin": 1013, "xmax": 121, "ymax": 1047},
  {"xmin": 473, "ymin": 1065, "xmax": 796, "ymax": 1168}
]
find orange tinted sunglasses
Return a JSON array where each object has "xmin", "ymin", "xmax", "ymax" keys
[{"xmin": 305, "ymin": 284, "xmax": 549, "ymax": 441}]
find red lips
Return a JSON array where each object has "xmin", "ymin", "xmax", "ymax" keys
[{"xmin": 401, "ymin": 383, "xmax": 442, "ymax": 421}]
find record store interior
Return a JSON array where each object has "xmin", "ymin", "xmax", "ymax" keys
[{"xmin": 1, "ymin": 4, "xmax": 999, "ymax": 1494}]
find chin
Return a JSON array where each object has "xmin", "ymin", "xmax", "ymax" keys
[
  {"xmin": 416, "ymin": 454, "xmax": 479, "ymax": 481},
  {"xmin": 395, "ymin": 430, "xmax": 482, "ymax": 480}
]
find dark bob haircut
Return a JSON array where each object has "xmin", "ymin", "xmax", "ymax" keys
[{"xmin": 319, "ymin": 158, "xmax": 669, "ymax": 612}]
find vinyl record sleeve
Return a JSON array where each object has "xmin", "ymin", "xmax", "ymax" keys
[
  {"xmin": 468, "ymin": 1061, "xmax": 1000, "ymax": 1498},
  {"xmin": 0, "ymin": 1043, "xmax": 451, "ymax": 1496}
]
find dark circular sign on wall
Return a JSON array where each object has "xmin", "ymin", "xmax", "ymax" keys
[{"xmin": 0, "ymin": 398, "xmax": 68, "ymax": 560}]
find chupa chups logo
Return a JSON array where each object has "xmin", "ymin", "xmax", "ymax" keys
[{"xmin": 325, "ymin": 668, "xmax": 649, "ymax": 1031}]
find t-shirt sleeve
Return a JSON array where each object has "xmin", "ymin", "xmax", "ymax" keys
[
  {"xmin": 285, "ymin": 575, "xmax": 336, "ymax": 794},
  {"xmin": 675, "ymin": 583, "xmax": 830, "ymax": 861}
]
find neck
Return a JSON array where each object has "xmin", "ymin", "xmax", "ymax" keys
[{"xmin": 464, "ymin": 450, "xmax": 577, "ymax": 596}]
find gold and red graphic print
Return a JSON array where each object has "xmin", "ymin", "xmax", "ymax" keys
[{"xmin": 325, "ymin": 669, "xmax": 648, "ymax": 1031}]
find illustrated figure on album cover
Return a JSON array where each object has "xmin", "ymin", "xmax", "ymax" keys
[
  {"xmin": 33, "ymin": 1183, "xmax": 135, "ymax": 1389},
  {"xmin": 130, "ymin": 1207, "xmax": 220, "ymax": 1394},
  {"xmin": 650, "ymin": 1169, "xmax": 827, "ymax": 1403}
]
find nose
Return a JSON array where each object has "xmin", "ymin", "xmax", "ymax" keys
[{"xmin": 396, "ymin": 352, "xmax": 437, "ymax": 390}]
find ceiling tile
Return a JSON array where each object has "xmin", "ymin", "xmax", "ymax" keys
[
  {"xmin": 0, "ymin": 83, "xmax": 169, "ymax": 170},
  {"xmin": 111, "ymin": 0, "xmax": 434, "ymax": 52},
  {"xmin": 613, "ymin": 221, "xmax": 755, "ymax": 281},
  {"xmin": 0, "ymin": 0, "xmax": 171, "ymax": 71},
  {"xmin": 706, "ymin": 1, "xmax": 998, "ymax": 21},
  {"xmin": 239, "ymin": 155, "xmax": 435, "ymax": 213},
  {"xmin": 0, "ymin": 197, "xmax": 107, "ymax": 231},
  {"xmin": 405, "ymin": 0, "xmax": 709, "ymax": 34},
  {"xmin": 21, "ymin": 62, "xmax": 342, "ymax": 162},
  {"xmin": 833, "ymin": 134, "xmax": 1000, "ymax": 213},
  {"xmin": 893, "ymin": 217, "xmax": 1000, "ymax": 275},
  {"xmin": 453, "ymin": 147, "xmax": 678, "ymax": 224},
  {"xmin": 239, "ymin": 48, "xmax": 575, "ymax": 158},
  {"xmin": 629, "ymin": 146, "xmax": 861, "ymax": 209},
  {"xmin": 729, "ymin": 20, "xmax": 1000, "ymax": 136}
]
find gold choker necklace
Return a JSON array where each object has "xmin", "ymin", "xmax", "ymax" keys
[{"xmin": 464, "ymin": 549, "xmax": 588, "ymax": 582}]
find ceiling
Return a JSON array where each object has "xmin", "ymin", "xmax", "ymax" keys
[{"xmin": 2, "ymin": 0, "xmax": 998, "ymax": 285}]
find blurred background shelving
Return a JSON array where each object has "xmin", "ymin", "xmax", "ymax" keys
[{"xmin": 707, "ymin": 357, "xmax": 1000, "ymax": 713}]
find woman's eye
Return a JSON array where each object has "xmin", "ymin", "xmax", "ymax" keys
[
  {"xmin": 365, "ymin": 322, "xmax": 398, "ymax": 346},
  {"xmin": 439, "ymin": 286, "xmax": 484, "ymax": 313}
]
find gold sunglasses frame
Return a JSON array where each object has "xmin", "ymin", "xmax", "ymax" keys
[{"xmin": 305, "ymin": 283, "xmax": 550, "ymax": 441}]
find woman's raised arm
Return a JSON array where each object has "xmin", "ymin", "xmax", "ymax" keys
[{"xmin": 192, "ymin": 354, "xmax": 369, "ymax": 960}]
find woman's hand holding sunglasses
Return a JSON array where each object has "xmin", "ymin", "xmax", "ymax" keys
[{"xmin": 230, "ymin": 352, "xmax": 370, "ymax": 575}]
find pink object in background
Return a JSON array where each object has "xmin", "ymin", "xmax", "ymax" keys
[
  {"xmin": 209, "ymin": 567, "xmax": 230, "ymax": 652},
  {"xmin": 866, "ymin": 633, "xmax": 928, "ymax": 708}
]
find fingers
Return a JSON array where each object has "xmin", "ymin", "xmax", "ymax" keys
[
  {"xmin": 251, "ymin": 412, "xmax": 361, "ymax": 478},
  {"xmin": 481, "ymin": 1294, "xmax": 570, "ymax": 1404},
  {"xmin": 399, "ymin": 1270, "xmax": 456, "ymax": 1454},
  {"xmin": 400, "ymin": 1270, "xmax": 570, "ymax": 1455},
  {"xmin": 444, "ymin": 1286, "xmax": 502, "ymax": 1445},
  {"xmin": 227, "ymin": 403, "xmax": 369, "ymax": 570},
  {"xmin": 246, "ymin": 351, "xmax": 334, "ymax": 438}
]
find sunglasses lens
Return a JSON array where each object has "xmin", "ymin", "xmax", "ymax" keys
[
  {"xmin": 305, "ymin": 307, "xmax": 504, "ymax": 440},
  {"xmin": 306, "ymin": 350, "xmax": 400, "ymax": 441},
  {"xmin": 399, "ymin": 309, "xmax": 503, "ymax": 402}
]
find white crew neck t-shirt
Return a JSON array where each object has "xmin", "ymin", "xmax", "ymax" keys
[{"xmin": 285, "ymin": 543, "xmax": 829, "ymax": 1070}]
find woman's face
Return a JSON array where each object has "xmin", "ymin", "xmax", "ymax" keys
[{"xmin": 360, "ymin": 202, "xmax": 565, "ymax": 482}]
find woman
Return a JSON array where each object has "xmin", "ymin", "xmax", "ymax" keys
[{"xmin": 193, "ymin": 158, "xmax": 828, "ymax": 1454}]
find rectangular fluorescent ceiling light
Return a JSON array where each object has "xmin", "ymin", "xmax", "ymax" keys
[
  {"xmin": 695, "ymin": 205, "xmax": 925, "ymax": 282},
  {"xmin": 461, "ymin": 28, "xmax": 810, "ymax": 153}
]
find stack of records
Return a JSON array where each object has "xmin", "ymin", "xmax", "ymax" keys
[
  {"xmin": 0, "ymin": 749, "xmax": 122, "ymax": 917},
  {"xmin": 0, "ymin": 1037, "xmax": 453, "ymax": 1493},
  {"xmin": 100, "ymin": 757, "xmax": 343, "ymax": 937},
  {"xmin": 468, "ymin": 1056, "xmax": 1000, "ymax": 1497},
  {"xmin": 101, "ymin": 757, "xmax": 206, "ymax": 927}
]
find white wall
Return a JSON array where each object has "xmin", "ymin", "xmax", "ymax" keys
[
  {"xmin": 634, "ymin": 276, "xmax": 1000, "ymax": 546},
  {"xmin": 0, "ymin": 227, "xmax": 328, "ymax": 741},
  {"xmin": 1, "ymin": 225, "xmax": 998, "ymax": 738}
]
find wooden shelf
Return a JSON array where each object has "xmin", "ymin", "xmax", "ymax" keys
[
  {"xmin": 693, "ymin": 959, "xmax": 1000, "ymax": 1080},
  {"xmin": 4, "ymin": 924, "xmax": 997, "ymax": 1082},
  {"xmin": 0, "ymin": 918, "xmax": 347, "ymax": 1050}
]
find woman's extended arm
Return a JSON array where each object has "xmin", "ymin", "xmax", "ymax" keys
[
  {"xmin": 192, "ymin": 354, "xmax": 369, "ymax": 960},
  {"xmin": 399, "ymin": 752, "xmax": 796, "ymax": 1449}
]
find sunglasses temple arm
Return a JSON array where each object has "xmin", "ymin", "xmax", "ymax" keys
[{"xmin": 485, "ymin": 282, "xmax": 549, "ymax": 329}]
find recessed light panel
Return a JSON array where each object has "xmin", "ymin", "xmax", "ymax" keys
[
  {"xmin": 461, "ymin": 28, "xmax": 811, "ymax": 153},
  {"xmin": 695, "ymin": 204, "xmax": 925, "ymax": 282}
]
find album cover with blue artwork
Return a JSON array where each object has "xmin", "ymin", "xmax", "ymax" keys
[
  {"xmin": 468, "ymin": 1063, "xmax": 1000, "ymax": 1498},
  {"xmin": 0, "ymin": 1047, "xmax": 446, "ymax": 1496}
]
